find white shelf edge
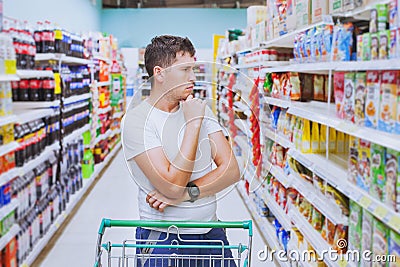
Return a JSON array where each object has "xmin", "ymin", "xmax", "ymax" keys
[
  {"xmin": 261, "ymin": 193, "xmax": 292, "ymax": 231},
  {"xmin": 96, "ymin": 81, "xmax": 111, "ymax": 87},
  {"xmin": 0, "ymin": 142, "xmax": 19, "ymax": 157},
  {"xmin": 94, "ymin": 129, "xmax": 112, "ymax": 145},
  {"xmin": 0, "ymin": 199, "xmax": 19, "ymax": 223},
  {"xmin": 16, "ymin": 70, "xmax": 54, "ymax": 79},
  {"xmin": 0, "ymin": 168, "xmax": 18, "ymax": 187},
  {"xmin": 92, "ymin": 54, "xmax": 112, "ymax": 64},
  {"xmin": 112, "ymin": 111, "xmax": 124, "ymax": 119},
  {"xmin": 61, "ymin": 55, "xmax": 91, "ymax": 65},
  {"xmin": 98, "ymin": 106, "xmax": 112, "ymax": 115},
  {"xmin": 236, "ymin": 61, "xmax": 290, "ymax": 69},
  {"xmin": 22, "ymin": 142, "xmax": 121, "ymax": 266},
  {"xmin": 63, "ymin": 93, "xmax": 91, "ymax": 105},
  {"xmin": 0, "ymin": 115, "xmax": 18, "ymax": 127},
  {"xmin": 13, "ymin": 100, "xmax": 60, "ymax": 109},
  {"xmin": 0, "ymin": 224, "xmax": 20, "ymax": 251},
  {"xmin": 0, "ymin": 74, "xmax": 20, "ymax": 82},
  {"xmin": 14, "ymin": 109, "xmax": 55, "ymax": 124}
]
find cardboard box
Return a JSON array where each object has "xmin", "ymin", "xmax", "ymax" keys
[
  {"xmin": 390, "ymin": 29, "xmax": 397, "ymax": 59},
  {"xmin": 330, "ymin": 0, "xmax": 343, "ymax": 14},
  {"xmin": 385, "ymin": 148, "xmax": 399, "ymax": 211},
  {"xmin": 344, "ymin": 72, "xmax": 356, "ymax": 123},
  {"xmin": 378, "ymin": 70, "xmax": 398, "ymax": 133},
  {"xmin": 357, "ymin": 139, "xmax": 371, "ymax": 192},
  {"xmin": 370, "ymin": 144, "xmax": 386, "ymax": 202},
  {"xmin": 334, "ymin": 72, "xmax": 345, "ymax": 119},
  {"xmin": 343, "ymin": 0, "xmax": 355, "ymax": 11},
  {"xmin": 349, "ymin": 200, "xmax": 363, "ymax": 252},
  {"xmin": 312, "ymin": 0, "xmax": 329, "ymax": 23},
  {"xmin": 354, "ymin": 72, "xmax": 367, "ymax": 126},
  {"xmin": 365, "ymin": 70, "xmax": 381, "ymax": 128},
  {"xmin": 296, "ymin": 0, "xmax": 311, "ymax": 28}
]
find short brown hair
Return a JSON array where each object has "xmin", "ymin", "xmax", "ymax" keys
[{"xmin": 144, "ymin": 35, "xmax": 196, "ymax": 77}]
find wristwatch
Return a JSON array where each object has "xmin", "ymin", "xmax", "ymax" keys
[{"xmin": 186, "ymin": 181, "xmax": 200, "ymax": 203}]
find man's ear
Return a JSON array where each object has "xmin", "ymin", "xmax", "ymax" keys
[{"xmin": 153, "ymin": 66, "xmax": 164, "ymax": 83}]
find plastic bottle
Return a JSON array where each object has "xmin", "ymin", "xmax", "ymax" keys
[
  {"xmin": 34, "ymin": 22, "xmax": 43, "ymax": 53},
  {"xmin": 54, "ymin": 24, "xmax": 63, "ymax": 54},
  {"xmin": 42, "ymin": 21, "xmax": 54, "ymax": 53},
  {"xmin": 82, "ymin": 148, "xmax": 94, "ymax": 179}
]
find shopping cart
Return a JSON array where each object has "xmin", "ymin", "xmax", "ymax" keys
[{"xmin": 94, "ymin": 219, "xmax": 253, "ymax": 267}]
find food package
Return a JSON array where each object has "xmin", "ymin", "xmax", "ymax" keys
[
  {"xmin": 338, "ymin": 23, "xmax": 354, "ymax": 61},
  {"xmin": 312, "ymin": 208, "xmax": 324, "ymax": 232},
  {"xmin": 349, "ymin": 200, "xmax": 363, "ymax": 252},
  {"xmin": 357, "ymin": 139, "xmax": 372, "ymax": 192},
  {"xmin": 371, "ymin": 33, "xmax": 380, "ymax": 60},
  {"xmin": 372, "ymin": 219, "xmax": 389, "ymax": 265},
  {"xmin": 389, "ymin": 0, "xmax": 398, "ymax": 30},
  {"xmin": 378, "ymin": 70, "xmax": 399, "ymax": 133},
  {"xmin": 319, "ymin": 124, "xmax": 327, "ymax": 153},
  {"xmin": 312, "ymin": 0, "xmax": 328, "ymax": 23},
  {"xmin": 334, "ymin": 72, "xmax": 345, "ymax": 119},
  {"xmin": 370, "ymin": 8, "xmax": 379, "ymax": 34},
  {"xmin": 290, "ymin": 72, "xmax": 301, "ymax": 100},
  {"xmin": 333, "ymin": 224, "xmax": 348, "ymax": 253},
  {"xmin": 361, "ymin": 211, "xmax": 373, "ymax": 267},
  {"xmin": 389, "ymin": 230, "xmax": 400, "ymax": 267},
  {"xmin": 348, "ymin": 136, "xmax": 359, "ymax": 185},
  {"xmin": 336, "ymin": 130, "xmax": 345, "ymax": 154},
  {"xmin": 296, "ymin": 0, "xmax": 311, "ymax": 28},
  {"xmin": 378, "ymin": 4, "xmax": 389, "ymax": 31},
  {"xmin": 379, "ymin": 30, "xmax": 390, "ymax": 60},
  {"xmin": 397, "ymin": 72, "xmax": 400, "ymax": 135},
  {"xmin": 278, "ymin": 184, "xmax": 287, "ymax": 209},
  {"xmin": 354, "ymin": 72, "xmax": 367, "ymax": 126},
  {"xmin": 343, "ymin": 0, "xmax": 355, "ymax": 11},
  {"xmin": 321, "ymin": 217, "xmax": 336, "ymax": 245},
  {"xmin": 301, "ymin": 119, "xmax": 312, "ymax": 153},
  {"xmin": 322, "ymin": 25, "xmax": 334, "ymax": 62},
  {"xmin": 365, "ymin": 71, "xmax": 381, "ymax": 128},
  {"xmin": 390, "ymin": 29, "xmax": 397, "ymax": 59},
  {"xmin": 344, "ymin": 72, "xmax": 356, "ymax": 122},
  {"xmin": 357, "ymin": 34, "xmax": 363, "ymax": 61},
  {"xmin": 385, "ymin": 148, "xmax": 399, "ymax": 211},
  {"xmin": 313, "ymin": 173, "xmax": 326, "ymax": 195},
  {"xmin": 299, "ymin": 73, "xmax": 314, "ymax": 102},
  {"xmin": 330, "ymin": 0, "xmax": 343, "ymax": 14},
  {"xmin": 363, "ymin": 32, "xmax": 372, "ymax": 61},
  {"xmin": 371, "ymin": 144, "xmax": 387, "ymax": 202},
  {"xmin": 325, "ymin": 184, "xmax": 350, "ymax": 216},
  {"xmin": 311, "ymin": 121, "xmax": 320, "ymax": 153},
  {"xmin": 313, "ymin": 75, "xmax": 325, "ymax": 101},
  {"xmin": 329, "ymin": 127, "xmax": 337, "ymax": 153}
]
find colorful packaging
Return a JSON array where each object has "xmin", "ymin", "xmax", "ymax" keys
[
  {"xmin": 371, "ymin": 33, "xmax": 380, "ymax": 60},
  {"xmin": 389, "ymin": 0, "xmax": 399, "ymax": 29},
  {"xmin": 379, "ymin": 30, "xmax": 390, "ymax": 60},
  {"xmin": 363, "ymin": 33, "xmax": 372, "ymax": 61},
  {"xmin": 372, "ymin": 219, "xmax": 389, "ymax": 263},
  {"xmin": 333, "ymin": 224, "xmax": 349, "ymax": 253},
  {"xmin": 319, "ymin": 124, "xmax": 327, "ymax": 153},
  {"xmin": 357, "ymin": 139, "xmax": 371, "ymax": 192},
  {"xmin": 348, "ymin": 136, "xmax": 359, "ymax": 185},
  {"xmin": 378, "ymin": 70, "xmax": 398, "ymax": 133},
  {"xmin": 354, "ymin": 72, "xmax": 367, "ymax": 126},
  {"xmin": 357, "ymin": 34, "xmax": 363, "ymax": 61},
  {"xmin": 370, "ymin": 8, "xmax": 379, "ymax": 34},
  {"xmin": 330, "ymin": 0, "xmax": 343, "ymax": 13},
  {"xmin": 361, "ymin": 211, "xmax": 373, "ymax": 267},
  {"xmin": 389, "ymin": 230, "xmax": 400, "ymax": 267},
  {"xmin": 365, "ymin": 71, "xmax": 381, "ymax": 128},
  {"xmin": 397, "ymin": 151, "xmax": 400, "ymax": 213},
  {"xmin": 349, "ymin": 200, "xmax": 363, "ymax": 252},
  {"xmin": 313, "ymin": 75, "xmax": 325, "ymax": 101},
  {"xmin": 377, "ymin": 4, "xmax": 389, "ymax": 30},
  {"xmin": 296, "ymin": 0, "xmax": 311, "ymax": 28},
  {"xmin": 290, "ymin": 72, "xmax": 301, "ymax": 100},
  {"xmin": 343, "ymin": 0, "xmax": 355, "ymax": 11},
  {"xmin": 311, "ymin": 208, "xmax": 324, "ymax": 232},
  {"xmin": 322, "ymin": 25, "xmax": 333, "ymax": 61},
  {"xmin": 344, "ymin": 72, "xmax": 356, "ymax": 123},
  {"xmin": 371, "ymin": 144, "xmax": 387, "ymax": 202},
  {"xmin": 311, "ymin": 121, "xmax": 320, "ymax": 153},
  {"xmin": 301, "ymin": 119, "xmax": 312, "ymax": 153},
  {"xmin": 385, "ymin": 148, "xmax": 399, "ymax": 211},
  {"xmin": 329, "ymin": 127, "xmax": 337, "ymax": 152},
  {"xmin": 334, "ymin": 72, "xmax": 345, "ymax": 119},
  {"xmin": 390, "ymin": 29, "xmax": 398, "ymax": 59},
  {"xmin": 338, "ymin": 23, "xmax": 354, "ymax": 61},
  {"xmin": 312, "ymin": 0, "xmax": 328, "ymax": 23},
  {"xmin": 336, "ymin": 131, "xmax": 345, "ymax": 154}
]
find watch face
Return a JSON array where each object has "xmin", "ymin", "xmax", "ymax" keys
[{"xmin": 189, "ymin": 186, "xmax": 200, "ymax": 198}]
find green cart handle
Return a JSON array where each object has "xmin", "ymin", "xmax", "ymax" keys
[{"xmin": 98, "ymin": 219, "xmax": 253, "ymax": 236}]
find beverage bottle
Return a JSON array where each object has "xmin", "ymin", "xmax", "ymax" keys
[
  {"xmin": 82, "ymin": 148, "xmax": 94, "ymax": 179},
  {"xmin": 11, "ymin": 80, "xmax": 19, "ymax": 101},
  {"xmin": 42, "ymin": 21, "xmax": 54, "ymax": 53},
  {"xmin": 19, "ymin": 22, "xmax": 29, "ymax": 69},
  {"xmin": 33, "ymin": 22, "xmax": 43, "ymax": 53},
  {"xmin": 29, "ymin": 78, "xmax": 40, "ymax": 101},
  {"xmin": 54, "ymin": 24, "xmax": 63, "ymax": 54},
  {"xmin": 42, "ymin": 72, "xmax": 55, "ymax": 101},
  {"xmin": 18, "ymin": 79, "xmax": 29, "ymax": 101},
  {"xmin": 63, "ymin": 30, "xmax": 70, "ymax": 55},
  {"xmin": 25, "ymin": 22, "xmax": 36, "ymax": 69}
]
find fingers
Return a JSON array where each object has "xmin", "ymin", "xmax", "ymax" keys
[{"xmin": 186, "ymin": 94, "xmax": 193, "ymax": 100}]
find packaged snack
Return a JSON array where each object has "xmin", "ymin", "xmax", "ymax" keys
[
  {"xmin": 329, "ymin": 127, "xmax": 337, "ymax": 152},
  {"xmin": 371, "ymin": 33, "xmax": 380, "ymax": 60},
  {"xmin": 313, "ymin": 173, "xmax": 325, "ymax": 195},
  {"xmin": 314, "ymin": 75, "xmax": 325, "ymax": 101},
  {"xmin": 385, "ymin": 148, "xmax": 399, "ymax": 211},
  {"xmin": 361, "ymin": 211, "xmax": 373, "ymax": 267},
  {"xmin": 363, "ymin": 33, "xmax": 372, "ymax": 60},
  {"xmin": 390, "ymin": 29, "xmax": 397, "ymax": 59},
  {"xmin": 389, "ymin": 0, "xmax": 398, "ymax": 30},
  {"xmin": 319, "ymin": 124, "xmax": 327, "ymax": 153},
  {"xmin": 349, "ymin": 200, "xmax": 363, "ymax": 252},
  {"xmin": 344, "ymin": 72, "xmax": 356, "ymax": 122},
  {"xmin": 357, "ymin": 139, "xmax": 372, "ymax": 192},
  {"xmin": 296, "ymin": 0, "xmax": 311, "ymax": 28},
  {"xmin": 379, "ymin": 30, "xmax": 390, "ymax": 60},
  {"xmin": 334, "ymin": 72, "xmax": 345, "ymax": 119},
  {"xmin": 312, "ymin": 208, "xmax": 324, "ymax": 232},
  {"xmin": 398, "ymin": 152, "xmax": 400, "ymax": 213},
  {"xmin": 278, "ymin": 185, "xmax": 287, "ymax": 209},
  {"xmin": 377, "ymin": 4, "xmax": 389, "ymax": 31},
  {"xmin": 325, "ymin": 184, "xmax": 350, "ymax": 216},
  {"xmin": 365, "ymin": 71, "xmax": 381, "ymax": 128},
  {"xmin": 371, "ymin": 144, "xmax": 387, "ymax": 202},
  {"xmin": 322, "ymin": 25, "xmax": 333, "ymax": 61},
  {"xmin": 321, "ymin": 217, "xmax": 336, "ymax": 245},
  {"xmin": 299, "ymin": 73, "xmax": 314, "ymax": 101},
  {"xmin": 332, "ymin": 24, "xmax": 342, "ymax": 61},
  {"xmin": 339, "ymin": 23, "xmax": 354, "ymax": 61},
  {"xmin": 333, "ymin": 224, "xmax": 348, "ymax": 253},
  {"xmin": 357, "ymin": 35, "xmax": 363, "ymax": 61},
  {"xmin": 349, "ymin": 136, "xmax": 359, "ymax": 185},
  {"xmin": 378, "ymin": 70, "xmax": 398, "ymax": 133},
  {"xmin": 354, "ymin": 72, "xmax": 367, "ymax": 126},
  {"xmin": 314, "ymin": 26, "xmax": 323, "ymax": 61},
  {"xmin": 290, "ymin": 72, "xmax": 301, "ymax": 100},
  {"xmin": 370, "ymin": 8, "xmax": 378, "ymax": 34},
  {"xmin": 336, "ymin": 130, "xmax": 345, "ymax": 154},
  {"xmin": 301, "ymin": 119, "xmax": 312, "ymax": 153},
  {"xmin": 372, "ymin": 219, "xmax": 389, "ymax": 264},
  {"xmin": 311, "ymin": 121, "xmax": 320, "ymax": 153},
  {"xmin": 330, "ymin": 0, "xmax": 343, "ymax": 14},
  {"xmin": 389, "ymin": 230, "xmax": 400, "ymax": 267}
]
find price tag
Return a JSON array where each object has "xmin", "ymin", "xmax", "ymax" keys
[
  {"xmin": 374, "ymin": 206, "xmax": 389, "ymax": 219},
  {"xmin": 388, "ymin": 216, "xmax": 400, "ymax": 232},
  {"xmin": 359, "ymin": 196, "xmax": 373, "ymax": 209},
  {"xmin": 54, "ymin": 73, "xmax": 61, "ymax": 95}
]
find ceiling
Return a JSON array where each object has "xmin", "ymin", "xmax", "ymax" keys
[{"xmin": 102, "ymin": 0, "xmax": 265, "ymax": 8}]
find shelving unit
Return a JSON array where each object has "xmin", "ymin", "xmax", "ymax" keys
[
  {"xmin": 63, "ymin": 124, "xmax": 90, "ymax": 145},
  {"xmin": 0, "ymin": 225, "xmax": 20, "ymax": 251},
  {"xmin": 0, "ymin": 199, "xmax": 19, "ymax": 222},
  {"xmin": 13, "ymin": 108, "xmax": 55, "ymax": 125},
  {"xmin": 16, "ymin": 70, "xmax": 54, "ymax": 79},
  {"xmin": 0, "ymin": 142, "xmax": 19, "ymax": 157},
  {"xmin": 0, "ymin": 74, "xmax": 19, "ymax": 82},
  {"xmin": 63, "ymin": 93, "xmax": 92, "ymax": 105},
  {"xmin": 0, "ymin": 115, "xmax": 18, "ymax": 127}
]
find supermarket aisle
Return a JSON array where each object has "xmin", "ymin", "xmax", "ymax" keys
[{"xmin": 37, "ymin": 149, "xmax": 272, "ymax": 267}]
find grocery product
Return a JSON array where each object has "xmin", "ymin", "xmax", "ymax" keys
[
  {"xmin": 325, "ymin": 184, "xmax": 350, "ymax": 216},
  {"xmin": 296, "ymin": 0, "xmax": 311, "ymax": 28},
  {"xmin": 333, "ymin": 224, "xmax": 348, "ymax": 253},
  {"xmin": 390, "ymin": 29, "xmax": 397, "ymax": 59},
  {"xmin": 343, "ymin": 0, "xmax": 355, "ymax": 11},
  {"xmin": 354, "ymin": 72, "xmax": 367, "ymax": 126},
  {"xmin": 377, "ymin": 4, "xmax": 389, "ymax": 31},
  {"xmin": 313, "ymin": 75, "xmax": 325, "ymax": 101},
  {"xmin": 336, "ymin": 131, "xmax": 345, "ymax": 154},
  {"xmin": 349, "ymin": 136, "xmax": 359, "ymax": 185},
  {"xmin": 301, "ymin": 119, "xmax": 312, "ymax": 153},
  {"xmin": 329, "ymin": 127, "xmax": 337, "ymax": 153},
  {"xmin": 379, "ymin": 70, "xmax": 398, "ymax": 133},
  {"xmin": 370, "ymin": 8, "xmax": 379, "ymax": 34},
  {"xmin": 289, "ymin": 72, "xmax": 301, "ymax": 100},
  {"xmin": 311, "ymin": 121, "xmax": 320, "ymax": 153},
  {"xmin": 362, "ymin": 211, "xmax": 373, "ymax": 267},
  {"xmin": 372, "ymin": 219, "xmax": 389, "ymax": 265},
  {"xmin": 389, "ymin": 0, "xmax": 399, "ymax": 29},
  {"xmin": 313, "ymin": 173, "xmax": 325, "ymax": 195},
  {"xmin": 385, "ymin": 148, "xmax": 399, "ymax": 211},
  {"xmin": 330, "ymin": 0, "xmax": 343, "ymax": 13},
  {"xmin": 363, "ymin": 32, "xmax": 372, "ymax": 61},
  {"xmin": 312, "ymin": 0, "xmax": 328, "ymax": 23},
  {"xmin": 357, "ymin": 139, "xmax": 371, "ymax": 192},
  {"xmin": 299, "ymin": 73, "xmax": 314, "ymax": 101},
  {"xmin": 344, "ymin": 72, "xmax": 356, "ymax": 122},
  {"xmin": 365, "ymin": 71, "xmax": 381, "ymax": 128},
  {"xmin": 321, "ymin": 217, "xmax": 336, "ymax": 245},
  {"xmin": 357, "ymin": 35, "xmax": 363, "ymax": 61},
  {"xmin": 334, "ymin": 72, "xmax": 345, "ymax": 119},
  {"xmin": 311, "ymin": 208, "xmax": 324, "ymax": 232},
  {"xmin": 371, "ymin": 33, "xmax": 380, "ymax": 60},
  {"xmin": 371, "ymin": 144, "xmax": 387, "ymax": 202},
  {"xmin": 319, "ymin": 124, "xmax": 327, "ymax": 153},
  {"xmin": 349, "ymin": 200, "xmax": 363, "ymax": 252},
  {"xmin": 379, "ymin": 30, "xmax": 390, "ymax": 60},
  {"xmin": 389, "ymin": 230, "xmax": 400, "ymax": 267}
]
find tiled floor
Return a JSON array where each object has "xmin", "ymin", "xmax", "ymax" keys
[{"xmin": 37, "ymin": 150, "xmax": 275, "ymax": 267}]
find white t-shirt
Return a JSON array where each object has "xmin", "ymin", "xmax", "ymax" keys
[{"xmin": 122, "ymin": 100, "xmax": 223, "ymax": 233}]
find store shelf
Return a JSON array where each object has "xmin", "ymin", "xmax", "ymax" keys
[
  {"xmin": 14, "ymin": 108, "xmax": 55, "ymax": 124},
  {"xmin": 22, "ymin": 142, "xmax": 121, "ymax": 266},
  {"xmin": 234, "ymin": 119, "xmax": 251, "ymax": 137},
  {"xmin": 98, "ymin": 105, "xmax": 111, "ymax": 115},
  {"xmin": 235, "ymin": 61, "xmax": 290, "ymax": 69},
  {"xmin": 235, "ymin": 46, "xmax": 261, "ymax": 55},
  {"xmin": 289, "ymin": 208, "xmax": 343, "ymax": 267},
  {"xmin": 0, "ymin": 199, "xmax": 19, "ymax": 223},
  {"xmin": 0, "ymin": 74, "xmax": 19, "ymax": 82},
  {"xmin": 61, "ymin": 56, "xmax": 91, "ymax": 65},
  {"xmin": 92, "ymin": 54, "xmax": 112, "ymax": 64},
  {"xmin": 237, "ymin": 183, "xmax": 291, "ymax": 267},
  {"xmin": 63, "ymin": 124, "xmax": 90, "ymax": 145},
  {"xmin": 262, "ymin": 61, "xmax": 333, "ymax": 74},
  {"xmin": 264, "ymin": 128, "xmax": 292, "ymax": 148},
  {"xmin": 96, "ymin": 81, "xmax": 111, "ymax": 87},
  {"xmin": 267, "ymin": 163, "xmax": 293, "ymax": 188},
  {"xmin": 0, "ymin": 115, "xmax": 18, "ymax": 127},
  {"xmin": 261, "ymin": 19, "xmax": 333, "ymax": 48},
  {"xmin": 263, "ymin": 97, "xmax": 291, "ymax": 109},
  {"xmin": 260, "ymin": 192, "xmax": 292, "ymax": 231},
  {"xmin": 110, "ymin": 128, "xmax": 121, "ymax": 137},
  {"xmin": 0, "ymin": 224, "xmax": 20, "ymax": 251},
  {"xmin": 335, "ymin": 0, "xmax": 391, "ymax": 18},
  {"xmin": 94, "ymin": 129, "xmax": 112, "ymax": 145},
  {"xmin": 63, "ymin": 93, "xmax": 91, "ymax": 105},
  {"xmin": 112, "ymin": 111, "xmax": 124, "ymax": 119},
  {"xmin": 0, "ymin": 168, "xmax": 18, "ymax": 187},
  {"xmin": 333, "ymin": 59, "xmax": 400, "ymax": 71},
  {"xmin": 13, "ymin": 100, "xmax": 60, "ymax": 109},
  {"xmin": 0, "ymin": 142, "xmax": 19, "ymax": 157},
  {"xmin": 16, "ymin": 70, "xmax": 54, "ymax": 79}
]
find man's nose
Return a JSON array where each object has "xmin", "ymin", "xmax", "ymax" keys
[{"xmin": 189, "ymin": 69, "xmax": 196, "ymax": 82}]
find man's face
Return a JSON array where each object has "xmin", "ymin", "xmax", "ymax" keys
[{"xmin": 162, "ymin": 52, "xmax": 196, "ymax": 101}]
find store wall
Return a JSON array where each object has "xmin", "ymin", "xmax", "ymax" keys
[
  {"xmin": 101, "ymin": 8, "xmax": 246, "ymax": 48},
  {"xmin": 4, "ymin": 0, "xmax": 101, "ymax": 32}
]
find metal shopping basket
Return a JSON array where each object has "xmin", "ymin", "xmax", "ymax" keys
[{"xmin": 94, "ymin": 219, "xmax": 253, "ymax": 267}]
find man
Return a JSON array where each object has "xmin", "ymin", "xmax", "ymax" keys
[{"xmin": 122, "ymin": 35, "xmax": 240, "ymax": 266}]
